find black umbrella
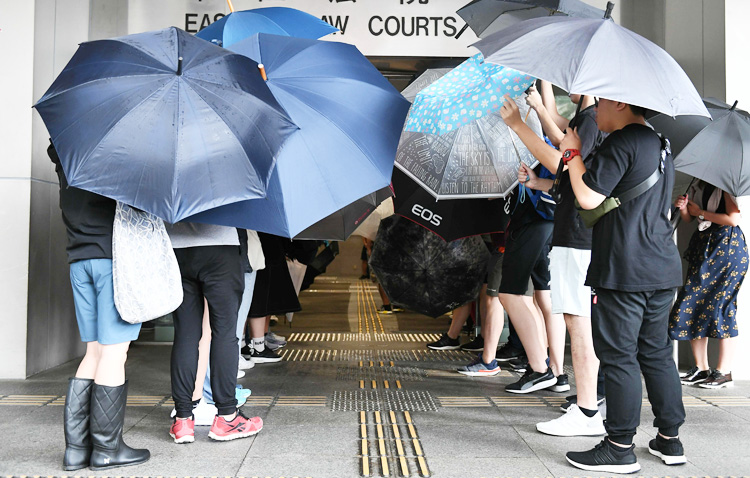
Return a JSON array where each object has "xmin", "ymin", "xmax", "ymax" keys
[
  {"xmin": 392, "ymin": 167, "xmax": 509, "ymax": 241},
  {"xmin": 294, "ymin": 187, "xmax": 393, "ymax": 241},
  {"xmin": 458, "ymin": 0, "xmax": 604, "ymax": 38},
  {"xmin": 649, "ymin": 98, "xmax": 750, "ymax": 198},
  {"xmin": 369, "ymin": 216, "xmax": 490, "ymax": 318}
]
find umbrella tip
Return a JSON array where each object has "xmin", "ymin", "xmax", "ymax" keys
[
  {"xmin": 604, "ymin": 2, "xmax": 615, "ymax": 19},
  {"xmin": 258, "ymin": 63, "xmax": 268, "ymax": 81},
  {"xmin": 176, "ymin": 56, "xmax": 183, "ymax": 76},
  {"xmin": 731, "ymin": 100, "xmax": 739, "ymax": 111},
  {"xmin": 226, "ymin": 0, "xmax": 235, "ymax": 13}
]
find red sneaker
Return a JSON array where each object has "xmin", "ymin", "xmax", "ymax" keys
[
  {"xmin": 208, "ymin": 410, "xmax": 263, "ymax": 441},
  {"xmin": 170, "ymin": 417, "xmax": 195, "ymax": 444}
]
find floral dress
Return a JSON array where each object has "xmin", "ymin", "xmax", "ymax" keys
[{"xmin": 669, "ymin": 185, "xmax": 749, "ymax": 339}]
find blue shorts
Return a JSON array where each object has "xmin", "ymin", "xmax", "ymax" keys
[{"xmin": 69, "ymin": 258, "xmax": 141, "ymax": 345}]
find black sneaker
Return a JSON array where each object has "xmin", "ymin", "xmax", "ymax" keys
[
  {"xmin": 566, "ymin": 439, "xmax": 640, "ymax": 473},
  {"xmin": 680, "ymin": 366, "xmax": 711, "ymax": 385},
  {"xmin": 550, "ymin": 373, "xmax": 571, "ymax": 392},
  {"xmin": 460, "ymin": 335, "xmax": 484, "ymax": 352},
  {"xmin": 250, "ymin": 347, "xmax": 282, "ymax": 363},
  {"xmin": 240, "ymin": 344, "xmax": 253, "ymax": 359},
  {"xmin": 505, "ymin": 367, "xmax": 557, "ymax": 394},
  {"xmin": 495, "ymin": 341, "xmax": 523, "ymax": 362},
  {"xmin": 561, "ymin": 394, "xmax": 606, "ymax": 412},
  {"xmin": 648, "ymin": 435, "xmax": 687, "ymax": 465},
  {"xmin": 427, "ymin": 333, "xmax": 461, "ymax": 350},
  {"xmin": 508, "ymin": 357, "xmax": 528, "ymax": 373},
  {"xmin": 698, "ymin": 369, "xmax": 733, "ymax": 389}
]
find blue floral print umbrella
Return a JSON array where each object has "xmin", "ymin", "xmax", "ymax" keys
[{"xmin": 404, "ymin": 53, "xmax": 535, "ymax": 135}]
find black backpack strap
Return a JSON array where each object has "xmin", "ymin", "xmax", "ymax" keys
[{"xmin": 616, "ymin": 134, "xmax": 670, "ymax": 204}]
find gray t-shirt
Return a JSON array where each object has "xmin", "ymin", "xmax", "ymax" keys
[{"xmin": 166, "ymin": 222, "xmax": 239, "ymax": 249}]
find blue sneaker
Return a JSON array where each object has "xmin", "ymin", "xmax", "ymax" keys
[
  {"xmin": 457, "ymin": 356, "xmax": 500, "ymax": 376},
  {"xmin": 236, "ymin": 386, "xmax": 251, "ymax": 407}
]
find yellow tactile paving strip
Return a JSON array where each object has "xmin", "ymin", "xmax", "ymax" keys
[
  {"xmin": 359, "ymin": 410, "xmax": 430, "ymax": 477},
  {"xmin": 286, "ymin": 333, "xmax": 442, "ymax": 342}
]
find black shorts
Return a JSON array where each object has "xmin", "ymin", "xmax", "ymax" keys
[
  {"xmin": 498, "ymin": 220, "xmax": 553, "ymax": 295},
  {"xmin": 361, "ymin": 245, "xmax": 369, "ymax": 261}
]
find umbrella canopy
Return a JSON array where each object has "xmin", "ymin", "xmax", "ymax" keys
[
  {"xmin": 294, "ymin": 187, "xmax": 393, "ymax": 241},
  {"xmin": 392, "ymin": 167, "xmax": 508, "ymax": 241},
  {"xmin": 34, "ymin": 27, "xmax": 297, "ymax": 223},
  {"xmin": 351, "ymin": 197, "xmax": 395, "ymax": 241},
  {"xmin": 196, "ymin": 7, "xmax": 338, "ymax": 46},
  {"xmin": 404, "ymin": 53, "xmax": 535, "ymax": 135},
  {"xmin": 369, "ymin": 215, "xmax": 490, "ymax": 318},
  {"xmin": 187, "ymin": 33, "xmax": 410, "ymax": 237},
  {"xmin": 458, "ymin": 0, "xmax": 604, "ymax": 38},
  {"xmin": 473, "ymin": 16, "xmax": 710, "ymax": 118},
  {"xmin": 400, "ymin": 68, "xmax": 452, "ymax": 103},
  {"xmin": 650, "ymin": 98, "xmax": 750, "ymax": 197},
  {"xmin": 396, "ymin": 95, "xmax": 543, "ymax": 199}
]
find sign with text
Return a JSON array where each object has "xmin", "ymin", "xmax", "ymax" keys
[{"xmin": 127, "ymin": 0, "xmax": 478, "ymax": 57}]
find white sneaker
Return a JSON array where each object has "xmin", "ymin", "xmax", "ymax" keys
[
  {"xmin": 536, "ymin": 404, "xmax": 606, "ymax": 437},
  {"xmin": 237, "ymin": 369, "xmax": 246, "ymax": 379},
  {"xmin": 193, "ymin": 399, "xmax": 218, "ymax": 426},
  {"xmin": 238, "ymin": 356, "xmax": 255, "ymax": 370}
]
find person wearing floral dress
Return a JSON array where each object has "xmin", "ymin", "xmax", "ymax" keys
[{"xmin": 670, "ymin": 181, "xmax": 748, "ymax": 389}]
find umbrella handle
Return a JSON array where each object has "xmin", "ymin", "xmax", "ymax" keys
[
  {"xmin": 226, "ymin": 0, "xmax": 235, "ymax": 13},
  {"xmin": 604, "ymin": 2, "xmax": 614, "ymax": 19}
]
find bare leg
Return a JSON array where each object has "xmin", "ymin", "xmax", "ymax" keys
[
  {"xmin": 527, "ymin": 295, "xmax": 546, "ymax": 351},
  {"xmin": 250, "ymin": 316, "xmax": 266, "ymax": 341},
  {"xmin": 535, "ymin": 290, "xmax": 566, "ymax": 376},
  {"xmin": 717, "ymin": 336, "xmax": 737, "ymax": 373},
  {"xmin": 565, "ymin": 314, "xmax": 599, "ymax": 410},
  {"xmin": 93, "ymin": 342, "xmax": 131, "ymax": 387},
  {"xmin": 447, "ymin": 303, "xmax": 471, "ymax": 339},
  {"xmin": 377, "ymin": 284, "xmax": 391, "ymax": 306},
  {"xmin": 193, "ymin": 300, "xmax": 211, "ymax": 401},
  {"xmin": 498, "ymin": 293, "xmax": 547, "ymax": 373},
  {"xmin": 481, "ymin": 292, "xmax": 505, "ymax": 364},
  {"xmin": 690, "ymin": 337, "xmax": 710, "ymax": 370},
  {"xmin": 264, "ymin": 315, "xmax": 271, "ymax": 334},
  {"xmin": 75, "ymin": 342, "xmax": 102, "ymax": 379}
]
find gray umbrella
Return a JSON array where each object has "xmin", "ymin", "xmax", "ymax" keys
[
  {"xmin": 473, "ymin": 13, "xmax": 710, "ymax": 118},
  {"xmin": 458, "ymin": 0, "xmax": 604, "ymax": 38},
  {"xmin": 650, "ymin": 99, "xmax": 750, "ymax": 197},
  {"xmin": 369, "ymin": 215, "xmax": 490, "ymax": 318}
]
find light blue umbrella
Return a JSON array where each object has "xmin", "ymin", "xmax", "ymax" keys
[
  {"xmin": 196, "ymin": 7, "xmax": 338, "ymax": 46},
  {"xmin": 186, "ymin": 34, "xmax": 411, "ymax": 238},
  {"xmin": 403, "ymin": 53, "xmax": 535, "ymax": 135}
]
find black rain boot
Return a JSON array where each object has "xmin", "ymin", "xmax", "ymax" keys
[
  {"xmin": 63, "ymin": 377, "xmax": 93, "ymax": 471},
  {"xmin": 90, "ymin": 381, "xmax": 150, "ymax": 470}
]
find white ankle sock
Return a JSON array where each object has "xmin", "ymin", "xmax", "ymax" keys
[{"xmin": 252, "ymin": 337, "xmax": 265, "ymax": 353}]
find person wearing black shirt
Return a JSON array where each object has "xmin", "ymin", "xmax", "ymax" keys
[
  {"xmin": 562, "ymin": 99, "xmax": 686, "ymax": 473},
  {"xmin": 49, "ymin": 143, "xmax": 149, "ymax": 471},
  {"xmin": 502, "ymin": 83, "xmax": 606, "ymax": 437}
]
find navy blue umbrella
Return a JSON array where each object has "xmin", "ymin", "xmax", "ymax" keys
[
  {"xmin": 187, "ymin": 33, "xmax": 411, "ymax": 237},
  {"xmin": 34, "ymin": 27, "xmax": 298, "ymax": 223},
  {"xmin": 196, "ymin": 7, "xmax": 338, "ymax": 46}
]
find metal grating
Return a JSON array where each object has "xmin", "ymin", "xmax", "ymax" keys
[
  {"xmin": 332, "ymin": 390, "xmax": 438, "ymax": 412},
  {"xmin": 336, "ymin": 365, "xmax": 428, "ymax": 382}
]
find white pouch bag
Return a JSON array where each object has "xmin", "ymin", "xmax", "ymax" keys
[{"xmin": 112, "ymin": 201, "xmax": 183, "ymax": 324}]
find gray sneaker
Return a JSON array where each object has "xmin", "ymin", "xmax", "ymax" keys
[{"xmin": 457, "ymin": 356, "xmax": 500, "ymax": 376}]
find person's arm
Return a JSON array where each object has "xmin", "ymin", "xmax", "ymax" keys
[
  {"xmin": 500, "ymin": 94, "xmax": 563, "ymax": 172},
  {"xmin": 525, "ymin": 86, "xmax": 564, "ymax": 146},
  {"xmin": 539, "ymin": 80, "xmax": 570, "ymax": 131},
  {"xmin": 518, "ymin": 163, "xmax": 554, "ymax": 192},
  {"xmin": 561, "ymin": 128, "xmax": 606, "ymax": 210},
  {"xmin": 675, "ymin": 194, "xmax": 692, "ymax": 223},
  {"xmin": 686, "ymin": 191, "xmax": 742, "ymax": 226}
]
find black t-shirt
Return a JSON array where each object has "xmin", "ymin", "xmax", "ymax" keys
[
  {"xmin": 551, "ymin": 106, "xmax": 607, "ymax": 249},
  {"xmin": 49, "ymin": 144, "xmax": 115, "ymax": 264},
  {"xmin": 582, "ymin": 123, "xmax": 682, "ymax": 292}
]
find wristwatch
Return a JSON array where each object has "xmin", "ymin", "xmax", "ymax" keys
[
  {"xmin": 698, "ymin": 211, "xmax": 705, "ymax": 221},
  {"xmin": 561, "ymin": 149, "xmax": 581, "ymax": 164}
]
